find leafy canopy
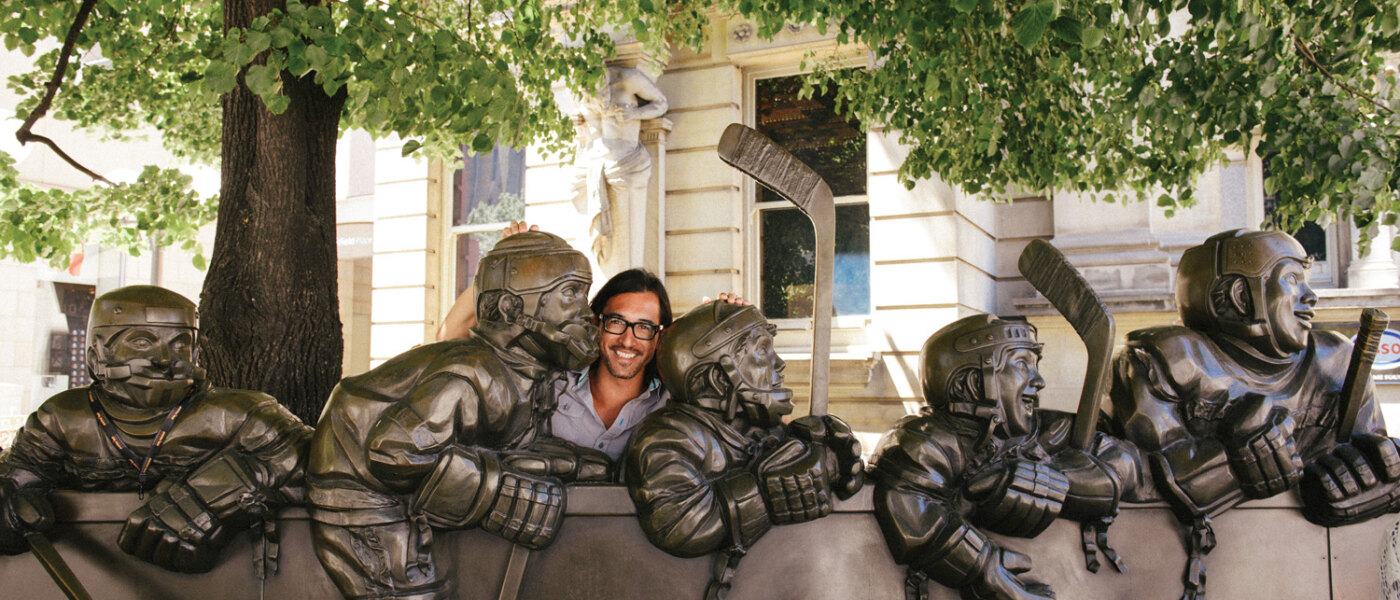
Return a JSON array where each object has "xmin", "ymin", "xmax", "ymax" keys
[
  {"xmin": 4, "ymin": 0, "xmax": 1400, "ymax": 266},
  {"xmin": 0, "ymin": 0, "xmax": 692, "ymax": 267},
  {"xmin": 630, "ymin": 0, "xmax": 1400, "ymax": 251}
]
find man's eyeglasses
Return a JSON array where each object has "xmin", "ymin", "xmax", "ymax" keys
[{"xmin": 600, "ymin": 315, "xmax": 661, "ymax": 340}]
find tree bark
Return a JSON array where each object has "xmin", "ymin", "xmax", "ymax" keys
[{"xmin": 201, "ymin": 0, "xmax": 347, "ymax": 424}]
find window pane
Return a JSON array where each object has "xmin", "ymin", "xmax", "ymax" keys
[
  {"xmin": 755, "ymin": 74, "xmax": 866, "ymax": 199},
  {"xmin": 452, "ymin": 145, "xmax": 526, "ymax": 227},
  {"xmin": 452, "ymin": 145, "xmax": 526, "ymax": 297},
  {"xmin": 760, "ymin": 204, "xmax": 871, "ymax": 318}
]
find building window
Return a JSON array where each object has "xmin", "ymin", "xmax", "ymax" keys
[
  {"xmin": 449, "ymin": 145, "xmax": 526, "ymax": 298},
  {"xmin": 754, "ymin": 73, "xmax": 870, "ymax": 319}
]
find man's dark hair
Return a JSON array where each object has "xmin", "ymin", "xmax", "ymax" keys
[
  {"xmin": 590, "ymin": 269, "xmax": 673, "ymax": 327},
  {"xmin": 591, "ymin": 269, "xmax": 672, "ymax": 383}
]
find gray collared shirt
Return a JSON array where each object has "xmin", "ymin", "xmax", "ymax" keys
[{"xmin": 549, "ymin": 367, "xmax": 668, "ymax": 461}]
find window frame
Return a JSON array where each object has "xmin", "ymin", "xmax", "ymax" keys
[
  {"xmin": 436, "ymin": 147, "xmax": 527, "ymax": 314},
  {"xmin": 742, "ymin": 63, "xmax": 874, "ymax": 330}
]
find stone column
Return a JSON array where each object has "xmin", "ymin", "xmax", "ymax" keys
[
  {"xmin": 639, "ymin": 117, "xmax": 673, "ymax": 278},
  {"xmin": 1348, "ymin": 222, "xmax": 1400, "ymax": 289}
]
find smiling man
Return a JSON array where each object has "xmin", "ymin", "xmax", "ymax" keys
[{"xmin": 550, "ymin": 268, "xmax": 673, "ymax": 461}]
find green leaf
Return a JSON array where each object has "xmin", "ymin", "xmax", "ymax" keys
[
  {"xmin": 471, "ymin": 133, "xmax": 493, "ymax": 153},
  {"xmin": 401, "ymin": 139, "xmax": 422, "ymax": 156},
  {"xmin": 1050, "ymin": 17, "xmax": 1082, "ymax": 45},
  {"xmin": 1011, "ymin": 1, "xmax": 1058, "ymax": 49},
  {"xmin": 223, "ymin": 37, "xmax": 254, "ymax": 66},
  {"xmin": 245, "ymin": 64, "xmax": 281, "ymax": 96},
  {"xmin": 1340, "ymin": 136, "xmax": 1357, "ymax": 159},
  {"xmin": 1260, "ymin": 74, "xmax": 1279, "ymax": 97},
  {"xmin": 246, "ymin": 30, "xmax": 271, "ymax": 55},
  {"xmin": 204, "ymin": 61, "xmax": 239, "ymax": 95},
  {"xmin": 270, "ymin": 25, "xmax": 295, "ymax": 49},
  {"xmin": 1081, "ymin": 26, "xmax": 1104, "ymax": 49},
  {"xmin": 952, "ymin": 0, "xmax": 979, "ymax": 13},
  {"xmin": 264, "ymin": 93, "xmax": 291, "ymax": 114}
]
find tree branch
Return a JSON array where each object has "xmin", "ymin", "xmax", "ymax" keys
[
  {"xmin": 1294, "ymin": 36, "xmax": 1396, "ymax": 117},
  {"xmin": 14, "ymin": 0, "xmax": 114, "ymax": 185}
]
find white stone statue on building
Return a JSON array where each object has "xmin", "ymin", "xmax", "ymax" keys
[{"xmin": 573, "ymin": 64, "xmax": 669, "ymax": 275}]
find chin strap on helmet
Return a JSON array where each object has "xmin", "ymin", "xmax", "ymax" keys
[{"xmin": 514, "ymin": 313, "xmax": 598, "ymax": 370}]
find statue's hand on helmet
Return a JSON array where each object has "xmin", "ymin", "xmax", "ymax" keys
[
  {"xmin": 0, "ymin": 481, "xmax": 52, "ymax": 555},
  {"xmin": 965, "ymin": 459, "xmax": 1068, "ymax": 537},
  {"xmin": 1224, "ymin": 394, "xmax": 1303, "ymax": 498},
  {"xmin": 752, "ymin": 436, "xmax": 834, "ymax": 524},
  {"xmin": 785, "ymin": 415, "xmax": 865, "ymax": 500},
  {"xmin": 1300, "ymin": 433, "xmax": 1400, "ymax": 527}
]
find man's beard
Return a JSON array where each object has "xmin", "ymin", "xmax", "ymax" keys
[{"xmin": 601, "ymin": 343, "xmax": 648, "ymax": 380}]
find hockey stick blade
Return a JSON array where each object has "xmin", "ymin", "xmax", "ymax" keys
[
  {"xmin": 718, "ymin": 123, "xmax": 834, "ymax": 222},
  {"xmin": 717, "ymin": 123, "xmax": 836, "ymax": 416},
  {"xmin": 1018, "ymin": 239, "xmax": 1115, "ymax": 450},
  {"xmin": 1337, "ymin": 308, "xmax": 1389, "ymax": 443}
]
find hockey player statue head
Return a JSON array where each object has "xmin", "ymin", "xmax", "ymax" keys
[
  {"xmin": 656, "ymin": 301, "xmax": 794, "ymax": 427},
  {"xmin": 1176, "ymin": 229, "xmax": 1317, "ymax": 359},
  {"xmin": 920, "ymin": 314, "xmax": 1045, "ymax": 437},
  {"xmin": 85, "ymin": 285, "xmax": 204, "ymax": 412},
  {"xmin": 473, "ymin": 231, "xmax": 599, "ymax": 371}
]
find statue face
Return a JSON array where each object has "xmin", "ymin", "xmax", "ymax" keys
[
  {"xmin": 531, "ymin": 278, "xmax": 600, "ymax": 371},
  {"xmin": 733, "ymin": 328, "xmax": 793, "ymax": 426},
  {"xmin": 100, "ymin": 325, "xmax": 197, "ymax": 410},
  {"xmin": 990, "ymin": 347, "xmax": 1044, "ymax": 437},
  {"xmin": 1262, "ymin": 260, "xmax": 1316, "ymax": 355},
  {"xmin": 109, "ymin": 326, "xmax": 195, "ymax": 378},
  {"xmin": 597, "ymin": 291, "xmax": 663, "ymax": 381},
  {"xmin": 536, "ymin": 278, "xmax": 590, "ymax": 325}
]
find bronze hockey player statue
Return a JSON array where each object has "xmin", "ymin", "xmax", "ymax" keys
[
  {"xmin": 870, "ymin": 314, "xmax": 1136, "ymax": 600},
  {"xmin": 307, "ymin": 231, "xmax": 612, "ymax": 600},
  {"xmin": 625, "ymin": 301, "xmax": 864, "ymax": 599},
  {"xmin": 1107, "ymin": 229, "xmax": 1399, "ymax": 598},
  {"xmin": 0, "ymin": 285, "xmax": 311, "ymax": 574}
]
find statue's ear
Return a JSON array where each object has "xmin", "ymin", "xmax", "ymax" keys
[
  {"xmin": 496, "ymin": 294, "xmax": 523, "ymax": 324},
  {"xmin": 1227, "ymin": 278, "xmax": 1252, "ymax": 317}
]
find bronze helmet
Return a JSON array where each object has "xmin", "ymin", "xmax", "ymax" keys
[
  {"xmin": 920, "ymin": 314, "xmax": 1040, "ymax": 422},
  {"xmin": 86, "ymin": 285, "xmax": 199, "ymax": 382},
  {"xmin": 1176, "ymin": 229, "xmax": 1309, "ymax": 349},
  {"xmin": 473, "ymin": 231, "xmax": 598, "ymax": 370},
  {"xmin": 656, "ymin": 302, "xmax": 793, "ymax": 426},
  {"xmin": 475, "ymin": 231, "xmax": 593, "ymax": 317}
]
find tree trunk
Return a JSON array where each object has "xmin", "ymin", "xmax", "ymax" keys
[{"xmin": 200, "ymin": 0, "xmax": 347, "ymax": 424}]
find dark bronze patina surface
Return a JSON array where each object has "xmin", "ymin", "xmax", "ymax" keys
[
  {"xmin": 1107, "ymin": 229, "xmax": 1400, "ymax": 598},
  {"xmin": 0, "ymin": 285, "xmax": 311, "ymax": 582},
  {"xmin": 307, "ymin": 231, "xmax": 612, "ymax": 600},
  {"xmin": 870, "ymin": 314, "xmax": 1136, "ymax": 600},
  {"xmin": 0, "ymin": 489, "xmax": 1385, "ymax": 599},
  {"xmin": 626, "ymin": 302, "xmax": 864, "ymax": 598}
]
